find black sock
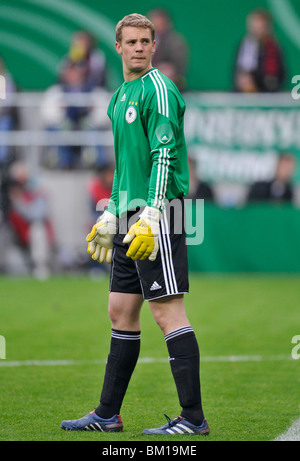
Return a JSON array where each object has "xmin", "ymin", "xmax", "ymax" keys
[
  {"xmin": 165, "ymin": 326, "xmax": 204, "ymax": 426},
  {"xmin": 95, "ymin": 329, "xmax": 140, "ymax": 419}
]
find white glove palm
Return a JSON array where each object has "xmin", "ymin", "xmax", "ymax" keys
[{"xmin": 86, "ymin": 210, "xmax": 118, "ymax": 264}]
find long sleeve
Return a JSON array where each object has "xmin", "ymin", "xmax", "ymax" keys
[{"xmin": 142, "ymin": 87, "xmax": 182, "ymax": 211}]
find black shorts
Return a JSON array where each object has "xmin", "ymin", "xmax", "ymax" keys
[{"xmin": 109, "ymin": 198, "xmax": 189, "ymax": 301}]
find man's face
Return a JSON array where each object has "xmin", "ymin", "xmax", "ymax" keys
[
  {"xmin": 276, "ymin": 156, "xmax": 295, "ymax": 182},
  {"xmin": 247, "ymin": 14, "xmax": 269, "ymax": 39},
  {"xmin": 115, "ymin": 26, "xmax": 155, "ymax": 79}
]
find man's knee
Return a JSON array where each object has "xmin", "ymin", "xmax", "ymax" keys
[
  {"xmin": 149, "ymin": 294, "xmax": 189, "ymax": 335},
  {"xmin": 108, "ymin": 301, "xmax": 121, "ymax": 325},
  {"xmin": 108, "ymin": 293, "xmax": 143, "ymax": 330}
]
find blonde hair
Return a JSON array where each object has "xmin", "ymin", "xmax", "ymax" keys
[{"xmin": 116, "ymin": 13, "xmax": 155, "ymax": 43}]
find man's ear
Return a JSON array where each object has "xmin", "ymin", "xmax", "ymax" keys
[
  {"xmin": 152, "ymin": 40, "xmax": 156, "ymax": 54},
  {"xmin": 115, "ymin": 41, "xmax": 122, "ymax": 55}
]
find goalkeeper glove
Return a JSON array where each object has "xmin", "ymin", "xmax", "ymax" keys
[
  {"xmin": 123, "ymin": 206, "xmax": 161, "ymax": 261},
  {"xmin": 86, "ymin": 210, "xmax": 118, "ymax": 264}
]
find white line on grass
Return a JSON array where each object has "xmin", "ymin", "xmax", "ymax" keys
[
  {"xmin": 2, "ymin": 354, "xmax": 297, "ymax": 441},
  {"xmin": 274, "ymin": 418, "xmax": 300, "ymax": 441},
  {"xmin": 0, "ymin": 354, "xmax": 293, "ymax": 368}
]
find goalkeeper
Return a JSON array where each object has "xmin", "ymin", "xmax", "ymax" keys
[{"xmin": 61, "ymin": 13, "xmax": 209, "ymax": 436}]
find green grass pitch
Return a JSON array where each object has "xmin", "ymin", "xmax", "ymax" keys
[{"xmin": 0, "ymin": 274, "xmax": 299, "ymax": 441}]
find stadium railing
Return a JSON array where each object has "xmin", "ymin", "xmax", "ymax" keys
[{"xmin": 0, "ymin": 91, "xmax": 114, "ymax": 170}]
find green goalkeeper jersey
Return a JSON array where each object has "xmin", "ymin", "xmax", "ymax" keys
[{"xmin": 106, "ymin": 67, "xmax": 189, "ymax": 217}]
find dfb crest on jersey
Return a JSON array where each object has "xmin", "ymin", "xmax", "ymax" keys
[{"xmin": 125, "ymin": 106, "xmax": 137, "ymax": 124}]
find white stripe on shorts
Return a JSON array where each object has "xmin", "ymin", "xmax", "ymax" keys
[{"xmin": 159, "ymin": 210, "xmax": 178, "ymax": 296}]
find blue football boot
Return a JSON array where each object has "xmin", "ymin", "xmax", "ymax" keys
[
  {"xmin": 142, "ymin": 414, "xmax": 209, "ymax": 435},
  {"xmin": 61, "ymin": 410, "xmax": 123, "ymax": 432}
]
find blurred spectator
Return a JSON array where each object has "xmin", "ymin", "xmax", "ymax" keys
[
  {"xmin": 148, "ymin": 8, "xmax": 188, "ymax": 91},
  {"xmin": 41, "ymin": 59, "xmax": 91, "ymax": 169},
  {"xmin": 186, "ymin": 156, "xmax": 214, "ymax": 201},
  {"xmin": 87, "ymin": 161, "xmax": 114, "ymax": 220},
  {"xmin": 0, "ymin": 57, "xmax": 18, "ymax": 166},
  {"xmin": 86, "ymin": 161, "xmax": 114, "ymax": 275},
  {"xmin": 59, "ymin": 30, "xmax": 107, "ymax": 89},
  {"xmin": 5, "ymin": 162, "xmax": 55, "ymax": 278},
  {"xmin": 233, "ymin": 9, "xmax": 285, "ymax": 92},
  {"xmin": 40, "ymin": 30, "xmax": 110, "ymax": 170},
  {"xmin": 41, "ymin": 59, "xmax": 110, "ymax": 169},
  {"xmin": 247, "ymin": 152, "xmax": 296, "ymax": 203}
]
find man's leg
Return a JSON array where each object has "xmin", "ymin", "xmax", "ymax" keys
[
  {"xmin": 61, "ymin": 292, "xmax": 143, "ymax": 431},
  {"xmin": 149, "ymin": 294, "xmax": 205, "ymax": 426},
  {"xmin": 95, "ymin": 292, "xmax": 144, "ymax": 419}
]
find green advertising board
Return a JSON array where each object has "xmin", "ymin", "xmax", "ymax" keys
[
  {"xmin": 184, "ymin": 92, "xmax": 300, "ymax": 273},
  {"xmin": 186, "ymin": 202, "xmax": 300, "ymax": 273},
  {"xmin": 184, "ymin": 92, "xmax": 300, "ymax": 185}
]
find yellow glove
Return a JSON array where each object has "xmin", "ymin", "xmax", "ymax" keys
[
  {"xmin": 123, "ymin": 207, "xmax": 161, "ymax": 261},
  {"xmin": 86, "ymin": 210, "xmax": 118, "ymax": 264}
]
